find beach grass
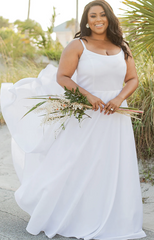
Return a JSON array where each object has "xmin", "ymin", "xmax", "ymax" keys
[
  {"xmin": 127, "ymin": 52, "xmax": 154, "ymax": 159},
  {"xmin": 0, "ymin": 58, "xmax": 44, "ymax": 85}
]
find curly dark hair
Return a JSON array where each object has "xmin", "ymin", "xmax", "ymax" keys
[{"xmin": 74, "ymin": 0, "xmax": 131, "ymax": 60}]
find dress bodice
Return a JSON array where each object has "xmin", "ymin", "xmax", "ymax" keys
[{"xmin": 76, "ymin": 39, "xmax": 127, "ymax": 94}]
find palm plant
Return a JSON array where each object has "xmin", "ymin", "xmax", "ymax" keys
[{"xmin": 120, "ymin": 0, "xmax": 154, "ymax": 57}]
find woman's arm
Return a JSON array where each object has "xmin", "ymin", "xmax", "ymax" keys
[
  {"xmin": 104, "ymin": 46, "xmax": 139, "ymax": 115},
  {"xmin": 57, "ymin": 39, "xmax": 105, "ymax": 112}
]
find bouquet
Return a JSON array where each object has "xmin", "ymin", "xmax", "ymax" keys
[{"xmin": 23, "ymin": 87, "xmax": 143, "ymax": 130}]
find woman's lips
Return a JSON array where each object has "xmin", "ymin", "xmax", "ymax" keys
[{"xmin": 95, "ymin": 24, "xmax": 104, "ymax": 28}]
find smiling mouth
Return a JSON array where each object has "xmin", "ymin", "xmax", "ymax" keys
[{"xmin": 95, "ymin": 24, "xmax": 104, "ymax": 27}]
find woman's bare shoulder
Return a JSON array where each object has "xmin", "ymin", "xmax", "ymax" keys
[{"xmin": 63, "ymin": 39, "xmax": 84, "ymax": 56}]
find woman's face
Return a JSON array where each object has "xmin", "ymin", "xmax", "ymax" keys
[{"xmin": 87, "ymin": 5, "xmax": 109, "ymax": 35}]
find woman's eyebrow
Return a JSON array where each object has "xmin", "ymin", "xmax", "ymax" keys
[{"xmin": 90, "ymin": 11, "xmax": 105, "ymax": 14}]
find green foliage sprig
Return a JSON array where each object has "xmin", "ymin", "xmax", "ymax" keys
[
  {"xmin": 22, "ymin": 86, "xmax": 93, "ymax": 130},
  {"xmin": 64, "ymin": 86, "xmax": 92, "ymax": 106}
]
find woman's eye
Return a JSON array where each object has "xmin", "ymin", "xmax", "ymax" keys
[{"xmin": 90, "ymin": 14, "xmax": 106, "ymax": 18}]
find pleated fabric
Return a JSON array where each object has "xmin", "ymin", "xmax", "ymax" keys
[{"xmin": 1, "ymin": 39, "xmax": 146, "ymax": 240}]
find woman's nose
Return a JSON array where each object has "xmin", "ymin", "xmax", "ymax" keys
[{"xmin": 95, "ymin": 15, "xmax": 102, "ymax": 21}]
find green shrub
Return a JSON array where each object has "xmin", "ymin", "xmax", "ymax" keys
[
  {"xmin": 42, "ymin": 48, "xmax": 62, "ymax": 61},
  {"xmin": 0, "ymin": 28, "xmax": 36, "ymax": 60},
  {"xmin": 40, "ymin": 41, "xmax": 63, "ymax": 62},
  {"xmin": 0, "ymin": 28, "xmax": 15, "ymax": 39}
]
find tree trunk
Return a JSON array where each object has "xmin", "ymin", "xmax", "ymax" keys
[
  {"xmin": 27, "ymin": 0, "xmax": 31, "ymax": 19},
  {"xmin": 75, "ymin": 0, "xmax": 78, "ymax": 34}
]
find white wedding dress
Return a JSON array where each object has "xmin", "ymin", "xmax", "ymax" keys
[{"xmin": 1, "ymin": 39, "xmax": 146, "ymax": 240}]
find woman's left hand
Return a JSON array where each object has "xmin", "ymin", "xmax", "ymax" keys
[{"xmin": 103, "ymin": 95, "xmax": 124, "ymax": 115}]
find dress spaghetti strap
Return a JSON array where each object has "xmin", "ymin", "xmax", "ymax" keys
[{"xmin": 80, "ymin": 39, "xmax": 87, "ymax": 50}]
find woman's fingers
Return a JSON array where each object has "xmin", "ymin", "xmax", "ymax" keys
[
  {"xmin": 108, "ymin": 108, "xmax": 114, "ymax": 115},
  {"xmin": 91, "ymin": 98, "xmax": 119, "ymax": 115},
  {"xmin": 99, "ymin": 103, "xmax": 103, "ymax": 113},
  {"xmin": 92, "ymin": 104, "xmax": 95, "ymax": 110},
  {"xmin": 104, "ymin": 103, "xmax": 111, "ymax": 114},
  {"xmin": 92, "ymin": 103, "xmax": 98, "ymax": 111},
  {"xmin": 92, "ymin": 99, "xmax": 115, "ymax": 114},
  {"xmin": 101, "ymin": 100, "xmax": 105, "ymax": 107},
  {"xmin": 92, "ymin": 102, "xmax": 102, "ymax": 111},
  {"xmin": 104, "ymin": 96, "xmax": 123, "ymax": 115},
  {"xmin": 104, "ymin": 102, "xmax": 116, "ymax": 115},
  {"xmin": 95, "ymin": 103, "xmax": 99, "ymax": 111},
  {"xmin": 91, "ymin": 99, "xmax": 105, "ymax": 112}
]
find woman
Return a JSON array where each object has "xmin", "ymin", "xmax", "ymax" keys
[{"xmin": 1, "ymin": 0, "xmax": 146, "ymax": 239}]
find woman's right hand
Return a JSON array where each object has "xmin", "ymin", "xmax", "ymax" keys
[{"xmin": 86, "ymin": 93, "xmax": 105, "ymax": 113}]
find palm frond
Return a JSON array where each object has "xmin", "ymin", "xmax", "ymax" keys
[{"xmin": 120, "ymin": 0, "xmax": 154, "ymax": 56}]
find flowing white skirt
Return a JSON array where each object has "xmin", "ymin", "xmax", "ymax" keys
[{"xmin": 1, "ymin": 64, "xmax": 146, "ymax": 240}]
